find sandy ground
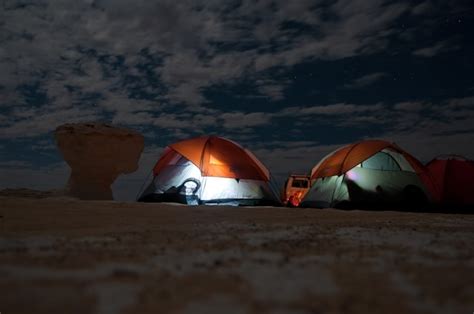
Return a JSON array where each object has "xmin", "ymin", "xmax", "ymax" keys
[{"xmin": 0, "ymin": 196, "xmax": 473, "ymax": 314}]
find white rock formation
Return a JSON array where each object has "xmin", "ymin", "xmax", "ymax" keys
[{"xmin": 55, "ymin": 123, "xmax": 144, "ymax": 200}]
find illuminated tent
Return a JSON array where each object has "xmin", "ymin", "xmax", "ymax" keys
[
  {"xmin": 300, "ymin": 140, "xmax": 436, "ymax": 208},
  {"xmin": 138, "ymin": 136, "xmax": 280, "ymax": 206},
  {"xmin": 425, "ymin": 155, "xmax": 474, "ymax": 206}
]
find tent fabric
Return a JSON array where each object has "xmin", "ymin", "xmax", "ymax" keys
[
  {"xmin": 309, "ymin": 140, "xmax": 437, "ymax": 200},
  {"xmin": 310, "ymin": 140, "xmax": 392, "ymax": 179},
  {"xmin": 310, "ymin": 140, "xmax": 427, "ymax": 179},
  {"xmin": 143, "ymin": 160, "xmax": 279, "ymax": 205},
  {"xmin": 383, "ymin": 149, "xmax": 415, "ymax": 172},
  {"xmin": 141, "ymin": 136, "xmax": 280, "ymax": 206},
  {"xmin": 147, "ymin": 156, "xmax": 201, "ymax": 195},
  {"xmin": 426, "ymin": 156, "xmax": 474, "ymax": 205},
  {"xmin": 359, "ymin": 151, "xmax": 401, "ymax": 171},
  {"xmin": 302, "ymin": 141, "xmax": 433, "ymax": 208},
  {"xmin": 157, "ymin": 136, "xmax": 270, "ymax": 181},
  {"xmin": 303, "ymin": 168, "xmax": 427, "ymax": 208}
]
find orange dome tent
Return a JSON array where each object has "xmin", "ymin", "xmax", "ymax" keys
[
  {"xmin": 153, "ymin": 136, "xmax": 270, "ymax": 181},
  {"xmin": 301, "ymin": 140, "xmax": 437, "ymax": 208},
  {"xmin": 139, "ymin": 136, "xmax": 280, "ymax": 206}
]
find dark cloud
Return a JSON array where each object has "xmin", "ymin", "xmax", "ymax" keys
[
  {"xmin": 413, "ymin": 41, "xmax": 458, "ymax": 57},
  {"xmin": 344, "ymin": 72, "xmax": 387, "ymax": 89}
]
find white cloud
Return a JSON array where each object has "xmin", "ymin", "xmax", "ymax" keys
[
  {"xmin": 1, "ymin": 0, "xmax": 461, "ymax": 142},
  {"xmin": 411, "ymin": 1, "xmax": 433, "ymax": 15},
  {"xmin": 0, "ymin": 106, "xmax": 102, "ymax": 138},
  {"xmin": 393, "ymin": 101, "xmax": 426, "ymax": 111},
  {"xmin": 413, "ymin": 41, "xmax": 458, "ymax": 57},
  {"xmin": 220, "ymin": 112, "xmax": 272, "ymax": 129},
  {"xmin": 345, "ymin": 72, "xmax": 387, "ymax": 89},
  {"xmin": 0, "ymin": 0, "xmax": 416, "ymax": 114},
  {"xmin": 279, "ymin": 103, "xmax": 384, "ymax": 117},
  {"xmin": 257, "ymin": 82, "xmax": 286, "ymax": 100}
]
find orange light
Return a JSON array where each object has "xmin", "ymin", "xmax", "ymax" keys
[{"xmin": 209, "ymin": 154, "xmax": 225, "ymax": 165}]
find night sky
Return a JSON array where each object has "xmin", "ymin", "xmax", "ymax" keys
[{"xmin": 1, "ymin": 0, "xmax": 473, "ymax": 200}]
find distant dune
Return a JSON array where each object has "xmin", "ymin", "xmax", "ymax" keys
[{"xmin": 0, "ymin": 196, "xmax": 473, "ymax": 313}]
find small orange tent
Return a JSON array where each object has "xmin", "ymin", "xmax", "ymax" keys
[{"xmin": 140, "ymin": 136, "xmax": 280, "ymax": 205}]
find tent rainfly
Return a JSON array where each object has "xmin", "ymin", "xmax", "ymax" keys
[{"xmin": 426, "ymin": 155, "xmax": 474, "ymax": 206}]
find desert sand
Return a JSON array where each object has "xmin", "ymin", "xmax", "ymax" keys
[{"xmin": 0, "ymin": 194, "xmax": 473, "ymax": 314}]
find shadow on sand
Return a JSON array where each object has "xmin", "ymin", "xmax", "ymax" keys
[{"xmin": 326, "ymin": 201, "xmax": 474, "ymax": 215}]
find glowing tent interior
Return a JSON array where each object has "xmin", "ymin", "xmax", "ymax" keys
[
  {"xmin": 138, "ymin": 136, "xmax": 280, "ymax": 206},
  {"xmin": 300, "ymin": 140, "xmax": 437, "ymax": 208}
]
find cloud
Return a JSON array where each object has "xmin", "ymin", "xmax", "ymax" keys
[
  {"xmin": 1, "ymin": 0, "xmax": 461, "ymax": 143},
  {"xmin": 220, "ymin": 112, "xmax": 272, "ymax": 129},
  {"xmin": 411, "ymin": 1, "xmax": 434, "ymax": 15},
  {"xmin": 0, "ymin": 106, "xmax": 102, "ymax": 138},
  {"xmin": 272, "ymin": 97, "xmax": 474, "ymax": 148},
  {"xmin": 447, "ymin": 96, "xmax": 474, "ymax": 108},
  {"xmin": 255, "ymin": 78, "xmax": 290, "ymax": 101},
  {"xmin": 279, "ymin": 103, "xmax": 384, "ymax": 117},
  {"xmin": 0, "ymin": 0, "xmax": 415, "ymax": 113},
  {"xmin": 254, "ymin": 0, "xmax": 410, "ymax": 69},
  {"xmin": 413, "ymin": 41, "xmax": 457, "ymax": 57},
  {"xmin": 344, "ymin": 72, "xmax": 387, "ymax": 89},
  {"xmin": 393, "ymin": 101, "xmax": 426, "ymax": 111}
]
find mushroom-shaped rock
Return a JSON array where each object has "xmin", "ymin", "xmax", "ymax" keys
[{"xmin": 55, "ymin": 123, "xmax": 144, "ymax": 200}]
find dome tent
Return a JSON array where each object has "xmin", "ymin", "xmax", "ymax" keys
[
  {"xmin": 425, "ymin": 155, "xmax": 474, "ymax": 206},
  {"xmin": 138, "ymin": 136, "xmax": 281, "ymax": 206},
  {"xmin": 300, "ymin": 140, "xmax": 436, "ymax": 208}
]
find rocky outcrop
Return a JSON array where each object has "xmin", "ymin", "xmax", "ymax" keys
[{"xmin": 55, "ymin": 123, "xmax": 144, "ymax": 200}]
